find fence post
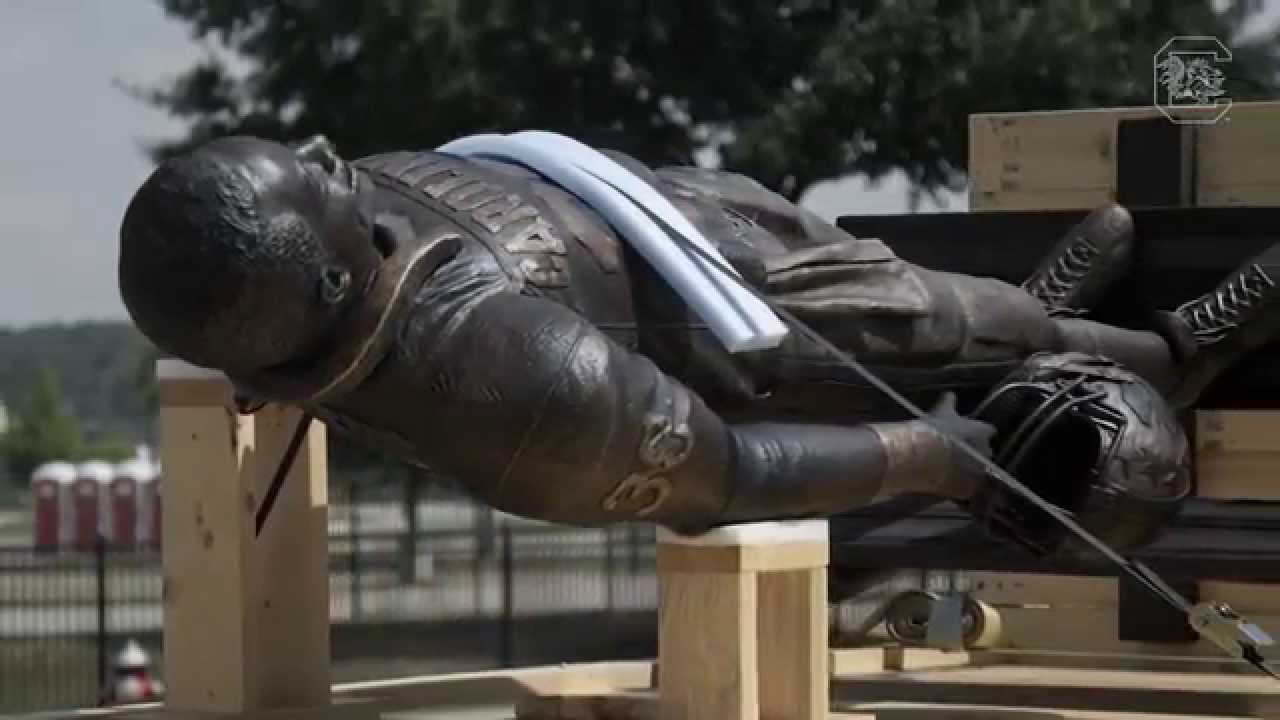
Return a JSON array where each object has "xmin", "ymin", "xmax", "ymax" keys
[
  {"xmin": 349, "ymin": 478, "xmax": 362, "ymax": 621},
  {"xmin": 400, "ymin": 470, "xmax": 418, "ymax": 585},
  {"xmin": 476, "ymin": 503, "xmax": 495, "ymax": 559},
  {"xmin": 499, "ymin": 523, "xmax": 514, "ymax": 667},
  {"xmin": 95, "ymin": 533, "xmax": 107, "ymax": 706},
  {"xmin": 604, "ymin": 527, "xmax": 615, "ymax": 615},
  {"xmin": 628, "ymin": 524, "xmax": 641, "ymax": 574}
]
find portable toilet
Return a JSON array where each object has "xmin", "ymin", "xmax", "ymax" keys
[
  {"xmin": 148, "ymin": 460, "xmax": 162, "ymax": 549},
  {"xmin": 73, "ymin": 461, "xmax": 114, "ymax": 549},
  {"xmin": 31, "ymin": 461, "xmax": 75, "ymax": 550},
  {"xmin": 111, "ymin": 459, "xmax": 151, "ymax": 549}
]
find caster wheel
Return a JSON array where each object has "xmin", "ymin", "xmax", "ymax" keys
[
  {"xmin": 962, "ymin": 595, "xmax": 1003, "ymax": 649},
  {"xmin": 883, "ymin": 590, "xmax": 939, "ymax": 646},
  {"xmin": 883, "ymin": 591, "xmax": 1004, "ymax": 649}
]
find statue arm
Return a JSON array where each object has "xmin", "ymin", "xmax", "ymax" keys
[{"xmin": 436, "ymin": 291, "xmax": 964, "ymax": 533}]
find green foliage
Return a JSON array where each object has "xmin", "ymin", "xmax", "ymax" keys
[
  {"xmin": 82, "ymin": 433, "xmax": 139, "ymax": 463},
  {"xmin": 1, "ymin": 369, "xmax": 84, "ymax": 482},
  {"xmin": 137, "ymin": 0, "xmax": 1280, "ymax": 199},
  {"xmin": 131, "ymin": 342, "xmax": 162, "ymax": 417},
  {"xmin": 0, "ymin": 322, "xmax": 156, "ymax": 444}
]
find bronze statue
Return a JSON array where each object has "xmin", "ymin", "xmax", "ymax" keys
[{"xmin": 116, "ymin": 135, "xmax": 1280, "ymax": 545}]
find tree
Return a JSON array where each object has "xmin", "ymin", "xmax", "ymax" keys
[
  {"xmin": 137, "ymin": 0, "xmax": 1280, "ymax": 200},
  {"xmin": 83, "ymin": 432, "xmax": 140, "ymax": 464},
  {"xmin": 1, "ymin": 369, "xmax": 84, "ymax": 482},
  {"xmin": 131, "ymin": 341, "xmax": 162, "ymax": 418}
]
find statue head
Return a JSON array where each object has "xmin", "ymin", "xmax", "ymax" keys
[{"xmin": 119, "ymin": 135, "xmax": 385, "ymax": 376}]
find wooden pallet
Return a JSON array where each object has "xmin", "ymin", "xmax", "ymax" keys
[
  {"xmin": 832, "ymin": 647, "xmax": 1280, "ymax": 719},
  {"xmin": 968, "ymin": 101, "xmax": 1280, "ymax": 211},
  {"xmin": 516, "ymin": 647, "xmax": 1280, "ymax": 719}
]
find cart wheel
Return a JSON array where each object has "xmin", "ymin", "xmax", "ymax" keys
[
  {"xmin": 962, "ymin": 595, "xmax": 1003, "ymax": 649},
  {"xmin": 883, "ymin": 590, "xmax": 939, "ymax": 645}
]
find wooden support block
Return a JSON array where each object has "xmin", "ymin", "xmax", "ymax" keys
[
  {"xmin": 758, "ymin": 568, "xmax": 827, "ymax": 720},
  {"xmin": 827, "ymin": 647, "xmax": 972, "ymax": 676},
  {"xmin": 969, "ymin": 101, "xmax": 1280, "ymax": 211},
  {"xmin": 157, "ymin": 359, "xmax": 332, "ymax": 717},
  {"xmin": 659, "ymin": 569, "xmax": 759, "ymax": 720},
  {"xmin": 657, "ymin": 521, "xmax": 829, "ymax": 720}
]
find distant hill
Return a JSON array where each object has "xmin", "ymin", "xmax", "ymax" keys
[
  {"xmin": 0, "ymin": 322, "xmax": 406, "ymax": 493},
  {"xmin": 0, "ymin": 321, "xmax": 156, "ymax": 445}
]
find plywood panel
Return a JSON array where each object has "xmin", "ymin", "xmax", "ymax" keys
[
  {"xmin": 967, "ymin": 573, "xmax": 1118, "ymax": 608},
  {"xmin": 992, "ymin": 606, "xmax": 1280, "ymax": 658}
]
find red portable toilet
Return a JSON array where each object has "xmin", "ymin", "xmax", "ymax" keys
[
  {"xmin": 73, "ymin": 461, "xmax": 114, "ymax": 549},
  {"xmin": 111, "ymin": 459, "xmax": 148, "ymax": 549},
  {"xmin": 147, "ymin": 461, "xmax": 162, "ymax": 549},
  {"xmin": 31, "ymin": 462, "xmax": 75, "ymax": 550},
  {"xmin": 57, "ymin": 465, "xmax": 77, "ymax": 548}
]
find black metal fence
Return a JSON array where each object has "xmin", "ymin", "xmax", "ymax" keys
[{"xmin": 0, "ymin": 503, "xmax": 660, "ymax": 714}]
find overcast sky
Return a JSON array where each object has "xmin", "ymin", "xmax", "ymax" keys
[
  {"xmin": 0, "ymin": 0, "xmax": 200, "ymax": 328},
  {"xmin": 2, "ymin": 2, "xmax": 1273, "ymax": 329},
  {"xmin": 0, "ymin": 0, "xmax": 965, "ymax": 329}
]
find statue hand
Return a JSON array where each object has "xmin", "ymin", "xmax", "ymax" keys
[{"xmin": 923, "ymin": 391, "xmax": 998, "ymax": 500}]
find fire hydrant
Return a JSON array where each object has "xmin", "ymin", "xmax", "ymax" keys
[{"xmin": 108, "ymin": 639, "xmax": 165, "ymax": 704}]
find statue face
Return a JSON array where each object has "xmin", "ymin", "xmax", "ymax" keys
[{"xmin": 219, "ymin": 136, "xmax": 380, "ymax": 308}]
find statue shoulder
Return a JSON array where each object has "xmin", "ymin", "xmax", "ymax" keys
[{"xmin": 355, "ymin": 150, "xmax": 585, "ymax": 297}]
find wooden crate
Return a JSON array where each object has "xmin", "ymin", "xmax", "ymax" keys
[
  {"xmin": 969, "ymin": 101, "xmax": 1280, "ymax": 211},
  {"xmin": 829, "ymin": 646, "xmax": 1280, "ymax": 719},
  {"xmin": 963, "ymin": 102, "xmax": 1280, "ymax": 654},
  {"xmin": 517, "ymin": 647, "xmax": 1280, "ymax": 719}
]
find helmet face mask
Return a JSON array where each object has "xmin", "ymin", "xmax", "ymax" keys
[{"xmin": 969, "ymin": 352, "xmax": 1192, "ymax": 558}]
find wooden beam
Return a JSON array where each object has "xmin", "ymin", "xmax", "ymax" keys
[{"xmin": 156, "ymin": 359, "xmax": 332, "ymax": 716}]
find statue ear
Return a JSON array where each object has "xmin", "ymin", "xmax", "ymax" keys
[{"xmin": 318, "ymin": 265, "xmax": 353, "ymax": 305}]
